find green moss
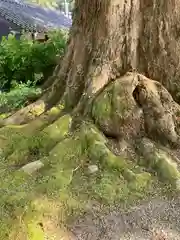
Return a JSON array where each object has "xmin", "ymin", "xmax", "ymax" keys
[
  {"xmin": 80, "ymin": 123, "xmax": 106, "ymax": 150},
  {"xmin": 80, "ymin": 124, "xmax": 152, "ymax": 196},
  {"xmin": 27, "ymin": 223, "xmax": 44, "ymax": 240},
  {"xmin": 84, "ymin": 125, "xmax": 129, "ymax": 169},
  {"xmin": 92, "ymin": 89, "xmax": 113, "ymax": 123},
  {"xmin": 6, "ymin": 132, "xmax": 49, "ymax": 165},
  {"xmin": 29, "ymin": 101, "xmax": 46, "ymax": 117},
  {"xmin": 43, "ymin": 114, "xmax": 72, "ymax": 139},
  {"xmin": 88, "ymin": 169, "xmax": 151, "ymax": 205},
  {"xmin": 154, "ymin": 151, "xmax": 180, "ymax": 185},
  {"xmin": 91, "ymin": 78, "xmax": 137, "ymax": 137},
  {"xmin": 0, "ymin": 136, "xmax": 82, "ymax": 238},
  {"xmin": 21, "ymin": 104, "xmax": 64, "ymax": 134},
  {"xmin": 49, "ymin": 104, "xmax": 64, "ymax": 115},
  {"xmin": 0, "ymin": 168, "xmax": 35, "ymax": 239},
  {"xmin": 0, "ymin": 112, "xmax": 12, "ymax": 119},
  {"xmin": 128, "ymin": 172, "xmax": 151, "ymax": 190},
  {"xmin": 36, "ymin": 137, "xmax": 83, "ymax": 195},
  {"xmin": 91, "ymin": 80, "xmax": 132, "ymax": 124},
  {"xmin": 0, "ymin": 121, "xmax": 173, "ymax": 238},
  {"xmin": 0, "ymin": 170, "xmax": 32, "ymax": 206},
  {"xmin": 33, "ymin": 137, "xmax": 86, "ymax": 224},
  {"xmin": 0, "ymin": 130, "xmax": 82, "ymax": 238},
  {"xmin": 91, "ymin": 170, "xmax": 129, "ymax": 204},
  {"xmin": 0, "ymin": 221, "xmax": 11, "ymax": 239},
  {"xmin": 112, "ymin": 82, "xmax": 134, "ymax": 118},
  {"xmin": 0, "ymin": 126, "xmax": 29, "ymax": 157},
  {"xmin": 5, "ymin": 115, "xmax": 72, "ymax": 166},
  {"xmin": 139, "ymin": 140, "xmax": 180, "ymax": 188}
]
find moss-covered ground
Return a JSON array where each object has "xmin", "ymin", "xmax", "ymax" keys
[
  {"xmin": 1, "ymin": 74, "xmax": 180, "ymax": 239},
  {"xmin": 0, "ymin": 112, "xmax": 180, "ymax": 239}
]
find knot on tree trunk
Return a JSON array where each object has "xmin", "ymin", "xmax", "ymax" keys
[{"xmin": 92, "ymin": 72, "xmax": 180, "ymax": 148}]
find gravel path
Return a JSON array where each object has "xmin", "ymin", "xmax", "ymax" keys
[{"xmin": 69, "ymin": 197, "xmax": 180, "ymax": 239}]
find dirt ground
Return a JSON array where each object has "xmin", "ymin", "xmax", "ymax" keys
[{"xmin": 69, "ymin": 197, "xmax": 180, "ymax": 240}]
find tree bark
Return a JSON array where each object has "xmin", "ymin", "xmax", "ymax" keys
[
  {"xmin": 2, "ymin": 0, "xmax": 180, "ymax": 124},
  {"xmin": 63, "ymin": 0, "xmax": 142, "ymax": 110},
  {"xmin": 53, "ymin": 0, "xmax": 180, "ymax": 110},
  {"xmin": 139, "ymin": 0, "xmax": 180, "ymax": 102},
  {"xmin": 2, "ymin": 0, "xmax": 179, "ymax": 126}
]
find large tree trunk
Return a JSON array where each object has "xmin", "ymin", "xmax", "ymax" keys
[
  {"xmin": 2, "ymin": 1, "xmax": 180, "ymax": 239},
  {"xmin": 61, "ymin": 0, "xmax": 180, "ymax": 108},
  {"xmin": 139, "ymin": 0, "xmax": 180, "ymax": 102},
  {"xmin": 1, "ymin": 0, "xmax": 142, "ymax": 125},
  {"xmin": 62, "ymin": 0, "xmax": 141, "ymax": 110},
  {"xmin": 4, "ymin": 0, "xmax": 180, "ymax": 126}
]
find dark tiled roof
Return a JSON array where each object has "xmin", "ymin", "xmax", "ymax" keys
[{"xmin": 0, "ymin": 0, "xmax": 72, "ymax": 32}]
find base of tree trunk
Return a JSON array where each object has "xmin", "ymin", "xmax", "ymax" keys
[{"xmin": 1, "ymin": 72, "xmax": 180, "ymax": 239}]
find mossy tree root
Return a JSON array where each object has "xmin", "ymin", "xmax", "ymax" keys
[
  {"xmin": 0, "ymin": 105, "xmax": 66, "ymax": 158},
  {"xmin": 137, "ymin": 138, "xmax": 180, "ymax": 189},
  {"xmin": 0, "ymin": 90, "xmax": 65, "ymax": 127},
  {"xmin": 80, "ymin": 124, "xmax": 151, "ymax": 191},
  {"xmin": 4, "ymin": 115, "xmax": 72, "ymax": 167},
  {"xmin": 2, "ymin": 121, "xmax": 180, "ymax": 239},
  {"xmin": 0, "ymin": 99, "xmax": 46, "ymax": 126},
  {"xmin": 80, "ymin": 123, "xmax": 180, "ymax": 191}
]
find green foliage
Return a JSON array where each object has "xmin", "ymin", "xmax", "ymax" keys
[
  {"xmin": 26, "ymin": 0, "xmax": 58, "ymax": 8},
  {"xmin": 0, "ymin": 82, "xmax": 42, "ymax": 113},
  {"xmin": 0, "ymin": 30, "xmax": 68, "ymax": 91},
  {"xmin": 26, "ymin": 0, "xmax": 74, "ymax": 11}
]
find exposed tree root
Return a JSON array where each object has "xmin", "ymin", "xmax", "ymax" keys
[
  {"xmin": 41, "ymin": 75, "xmax": 57, "ymax": 91},
  {"xmin": 81, "ymin": 123, "xmax": 180, "ymax": 190},
  {"xmin": 20, "ymin": 104, "xmax": 65, "ymax": 133},
  {"xmin": 92, "ymin": 72, "xmax": 142, "ymax": 139},
  {"xmin": 137, "ymin": 138, "xmax": 180, "ymax": 188},
  {"xmin": 2, "ymin": 73, "xmax": 180, "ymax": 239},
  {"xmin": 92, "ymin": 72, "xmax": 180, "ymax": 146},
  {"xmin": 2, "ymin": 72, "xmax": 180, "ymax": 181},
  {"xmin": 0, "ymin": 89, "xmax": 65, "ymax": 127},
  {"xmin": 0, "ymin": 99, "xmax": 46, "ymax": 126},
  {"xmin": 0, "ymin": 103, "xmax": 64, "ymax": 136},
  {"xmin": 0, "ymin": 105, "xmax": 65, "ymax": 160},
  {"xmin": 4, "ymin": 114, "xmax": 72, "ymax": 166},
  {"xmin": 81, "ymin": 124, "xmax": 152, "ymax": 190}
]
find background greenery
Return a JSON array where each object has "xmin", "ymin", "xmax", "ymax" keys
[
  {"xmin": 25, "ymin": 0, "xmax": 74, "ymax": 11},
  {"xmin": 0, "ymin": 30, "xmax": 68, "ymax": 90},
  {"xmin": 0, "ymin": 30, "xmax": 68, "ymax": 114}
]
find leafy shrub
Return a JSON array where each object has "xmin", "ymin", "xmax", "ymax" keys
[
  {"xmin": 0, "ymin": 29, "xmax": 68, "ymax": 91},
  {"xmin": 0, "ymin": 82, "xmax": 42, "ymax": 114}
]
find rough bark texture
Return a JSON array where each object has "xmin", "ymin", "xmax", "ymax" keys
[
  {"xmin": 139, "ymin": 0, "xmax": 180, "ymax": 101},
  {"xmin": 3, "ymin": 0, "xmax": 180, "ymax": 125}
]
